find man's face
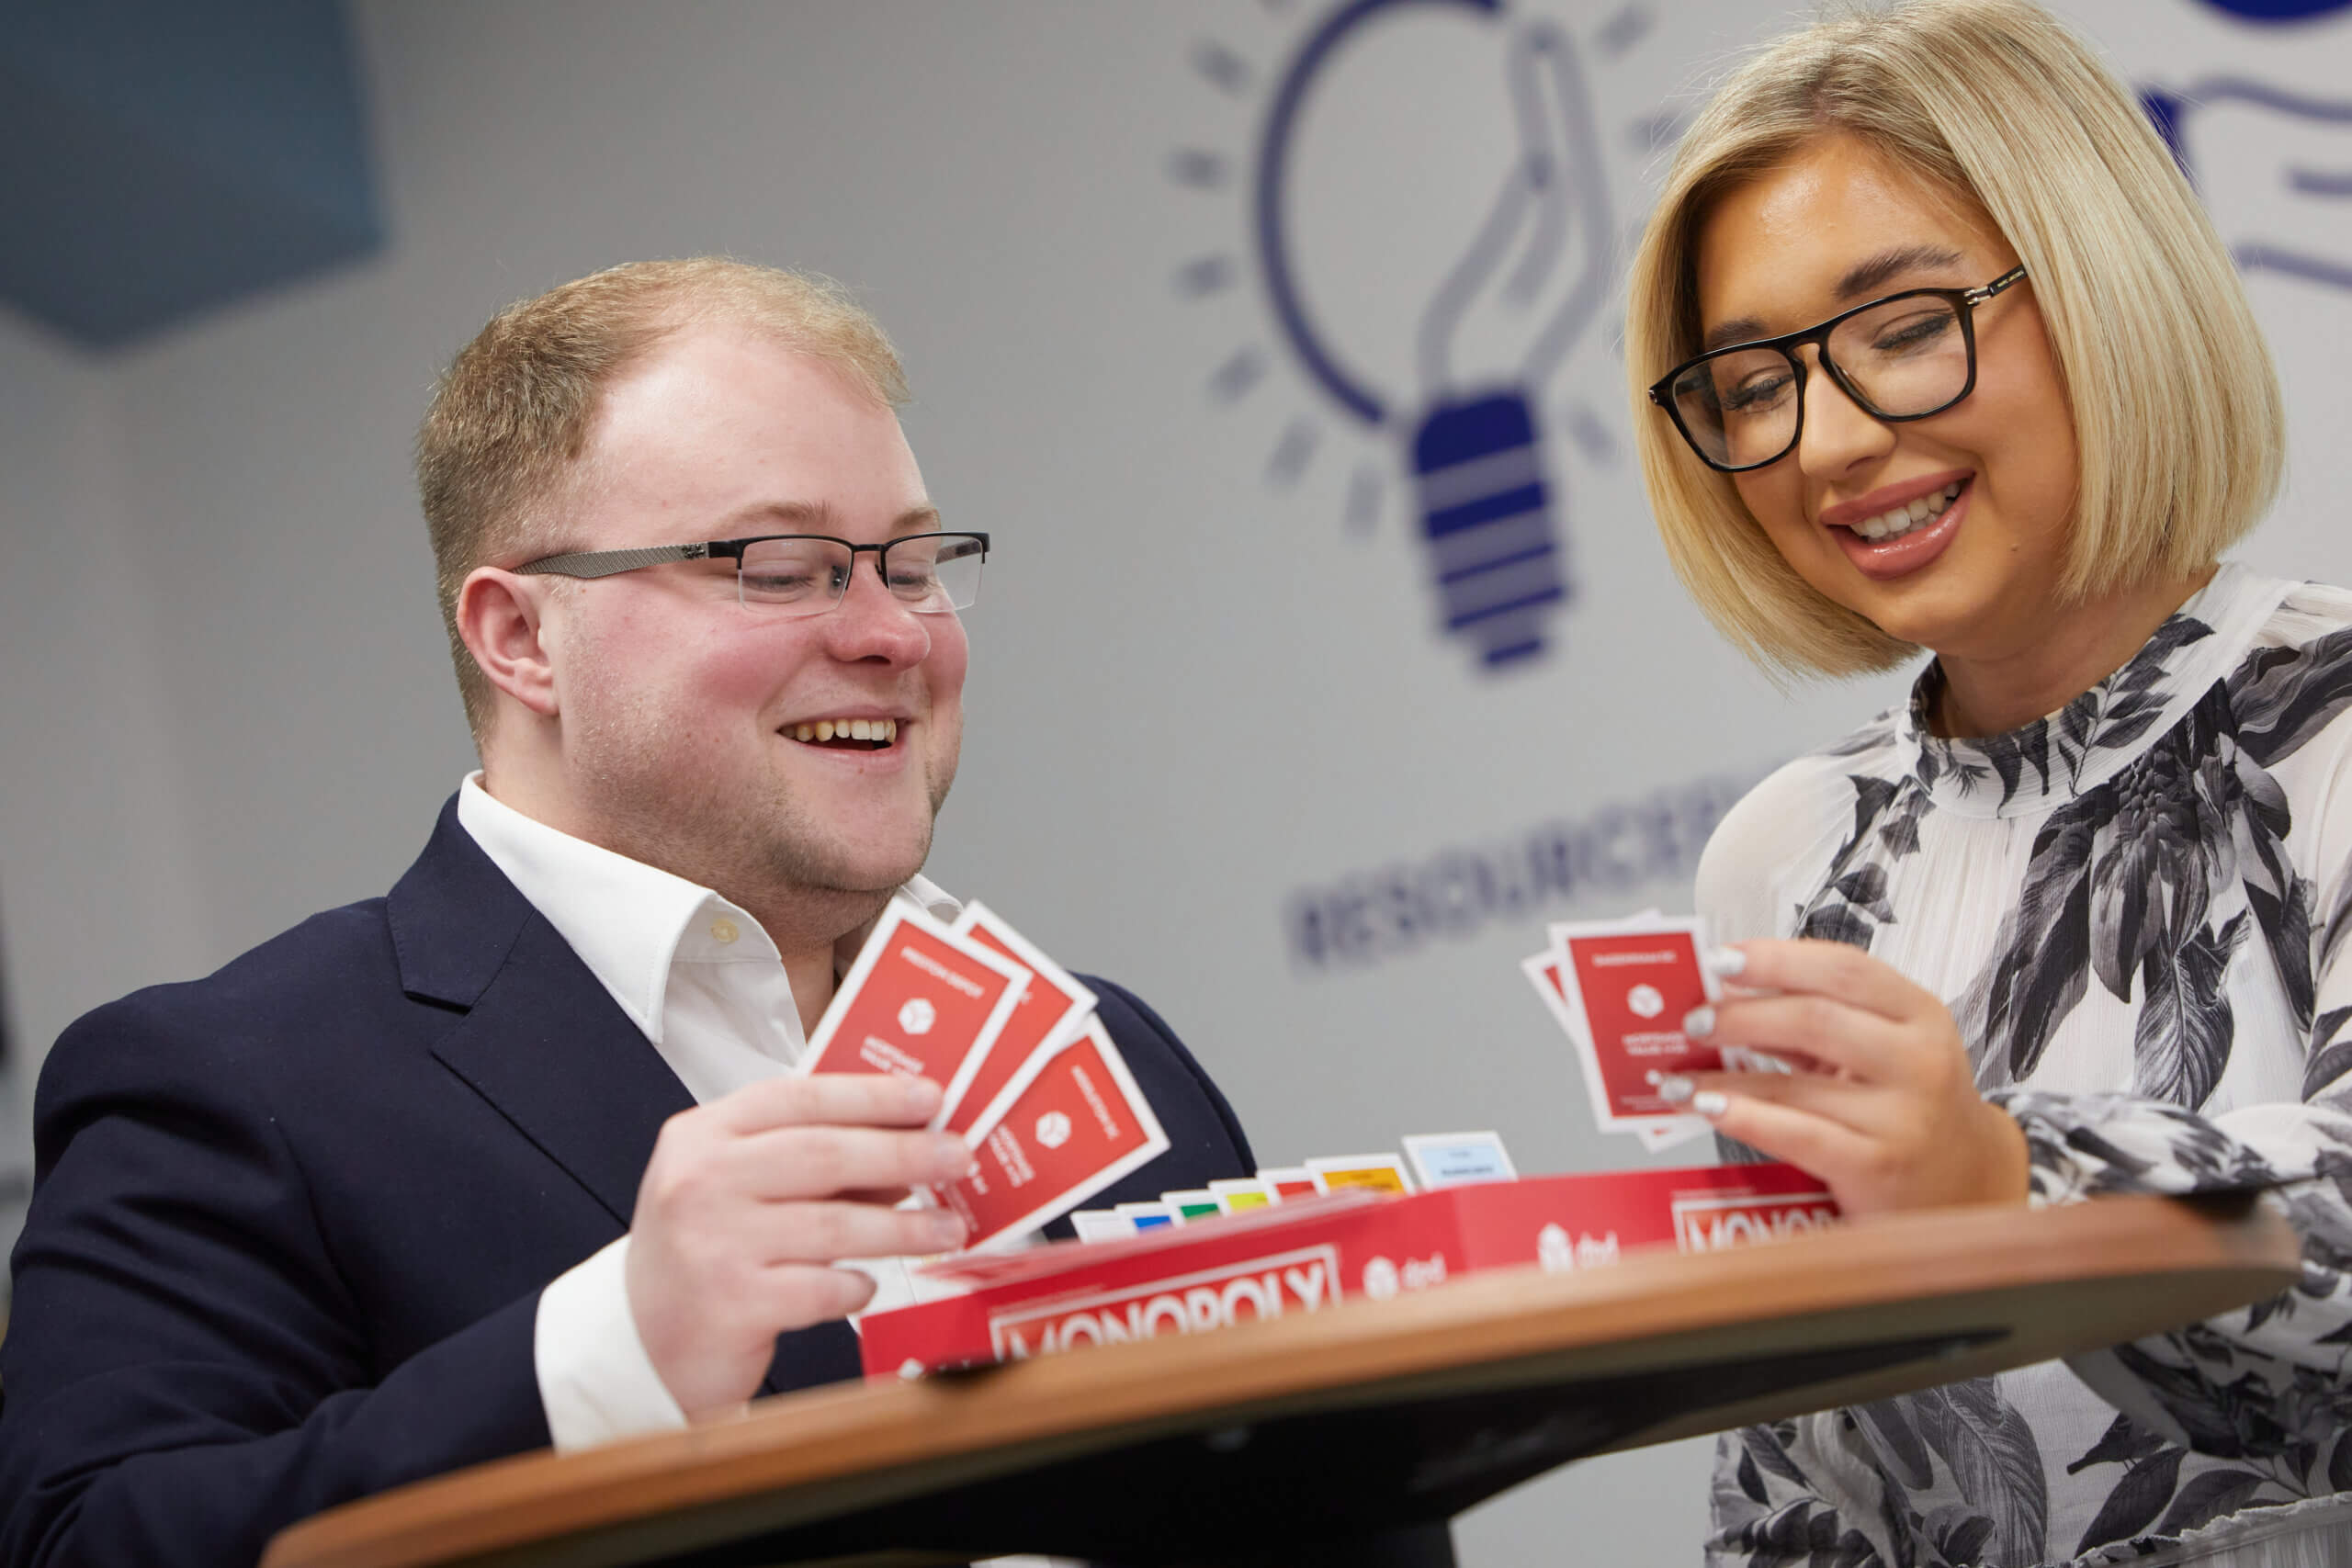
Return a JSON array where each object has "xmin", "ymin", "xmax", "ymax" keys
[{"xmin": 537, "ymin": 325, "xmax": 965, "ymax": 909}]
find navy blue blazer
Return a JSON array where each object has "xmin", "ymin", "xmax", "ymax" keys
[{"xmin": 0, "ymin": 798, "xmax": 1252, "ymax": 1566}]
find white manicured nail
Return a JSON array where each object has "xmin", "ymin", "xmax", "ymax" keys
[
  {"xmin": 1655, "ymin": 1075, "xmax": 1695, "ymax": 1104},
  {"xmin": 1692, "ymin": 1090, "xmax": 1730, "ymax": 1118},
  {"xmin": 1683, "ymin": 1006, "xmax": 1716, "ymax": 1039},
  {"xmin": 1705, "ymin": 946, "xmax": 1747, "ymax": 977}
]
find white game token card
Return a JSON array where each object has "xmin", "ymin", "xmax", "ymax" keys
[
  {"xmin": 799, "ymin": 904, "xmax": 1030, "ymax": 1128},
  {"xmin": 1070, "ymin": 1209, "xmax": 1134, "ymax": 1242},
  {"xmin": 927, "ymin": 1020, "xmax": 1171, "ymax": 1252},
  {"xmin": 945, "ymin": 902, "xmax": 1100, "ymax": 1145},
  {"xmin": 1401, "ymin": 1130, "xmax": 1518, "ymax": 1189}
]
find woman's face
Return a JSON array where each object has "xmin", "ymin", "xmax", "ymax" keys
[{"xmin": 1692, "ymin": 134, "xmax": 2078, "ymax": 660}]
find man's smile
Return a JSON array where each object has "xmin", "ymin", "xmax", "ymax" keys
[{"xmin": 783, "ymin": 715, "xmax": 904, "ymax": 751}]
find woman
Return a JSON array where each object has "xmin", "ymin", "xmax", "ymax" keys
[{"xmin": 1626, "ymin": 2, "xmax": 2352, "ymax": 1563}]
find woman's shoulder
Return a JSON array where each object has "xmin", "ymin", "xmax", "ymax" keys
[
  {"xmin": 2225, "ymin": 577, "xmax": 2352, "ymax": 770},
  {"xmin": 1696, "ymin": 705, "xmax": 1910, "ymax": 940}
]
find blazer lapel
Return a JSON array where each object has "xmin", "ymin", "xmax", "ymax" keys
[
  {"xmin": 388, "ymin": 797, "xmax": 857, "ymax": 1396},
  {"xmin": 392, "ymin": 798, "xmax": 693, "ymax": 1229}
]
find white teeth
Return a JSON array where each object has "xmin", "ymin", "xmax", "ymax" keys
[
  {"xmin": 1851, "ymin": 482, "xmax": 1962, "ymax": 542},
  {"xmin": 815, "ymin": 720, "xmax": 834, "ymax": 741}
]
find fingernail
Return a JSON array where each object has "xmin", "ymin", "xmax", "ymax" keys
[
  {"xmin": 907, "ymin": 1077, "xmax": 944, "ymax": 1111},
  {"xmin": 930, "ymin": 1212, "xmax": 967, "ymax": 1246},
  {"xmin": 1705, "ymin": 946, "xmax": 1747, "ymax": 977},
  {"xmin": 932, "ymin": 1135, "xmax": 971, "ymax": 1169},
  {"xmin": 1655, "ymin": 1074, "xmax": 1695, "ymax": 1104},
  {"xmin": 1683, "ymin": 1006, "xmax": 1715, "ymax": 1039},
  {"xmin": 1692, "ymin": 1089, "xmax": 1730, "ymax": 1118}
]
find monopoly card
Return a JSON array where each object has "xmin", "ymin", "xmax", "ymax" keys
[
  {"xmin": 926, "ymin": 1019, "xmax": 1171, "ymax": 1252},
  {"xmin": 944, "ymin": 901, "xmax": 1099, "ymax": 1145},
  {"xmin": 1546, "ymin": 915, "xmax": 1725, "ymax": 1134}
]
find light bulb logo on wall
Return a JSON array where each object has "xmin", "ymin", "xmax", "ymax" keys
[
  {"xmin": 1169, "ymin": 0, "xmax": 1659, "ymax": 676},
  {"xmin": 2142, "ymin": 74, "xmax": 2352, "ymax": 293}
]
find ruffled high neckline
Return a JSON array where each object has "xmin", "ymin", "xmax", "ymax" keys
[{"xmin": 1894, "ymin": 564, "xmax": 2286, "ymax": 818}]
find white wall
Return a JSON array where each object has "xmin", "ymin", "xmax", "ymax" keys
[
  {"xmin": 0, "ymin": 309, "xmax": 207, "ymax": 1223},
  {"xmin": 9, "ymin": 1, "xmax": 2352, "ymax": 1560}
]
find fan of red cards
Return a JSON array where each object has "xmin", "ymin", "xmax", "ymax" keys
[
  {"xmin": 797, "ymin": 900, "xmax": 1170, "ymax": 1254},
  {"xmin": 1521, "ymin": 911, "xmax": 1778, "ymax": 1153}
]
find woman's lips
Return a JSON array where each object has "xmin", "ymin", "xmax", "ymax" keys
[{"xmin": 1830, "ymin": 479, "xmax": 1969, "ymax": 581}]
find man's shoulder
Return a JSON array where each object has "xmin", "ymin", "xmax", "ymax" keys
[
  {"xmin": 46, "ymin": 897, "xmax": 409, "ymax": 1090},
  {"xmin": 1069, "ymin": 973, "xmax": 1254, "ymax": 1183}
]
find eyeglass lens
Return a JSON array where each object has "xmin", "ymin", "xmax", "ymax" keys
[
  {"xmin": 736, "ymin": 535, "xmax": 985, "ymax": 615},
  {"xmin": 1668, "ymin": 294, "xmax": 1972, "ymax": 469}
]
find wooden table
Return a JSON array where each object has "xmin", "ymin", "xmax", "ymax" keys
[{"xmin": 266, "ymin": 1192, "xmax": 2301, "ymax": 1568}]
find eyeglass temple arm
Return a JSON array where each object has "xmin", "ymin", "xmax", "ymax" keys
[
  {"xmin": 1964, "ymin": 266, "xmax": 2029, "ymax": 305},
  {"xmin": 514, "ymin": 544, "xmax": 714, "ymax": 579}
]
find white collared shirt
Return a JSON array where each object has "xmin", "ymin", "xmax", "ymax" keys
[{"xmin": 456, "ymin": 774, "xmax": 959, "ymax": 1450}]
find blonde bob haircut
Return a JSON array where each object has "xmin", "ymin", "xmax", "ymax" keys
[
  {"xmin": 417, "ymin": 257, "xmax": 910, "ymax": 739},
  {"xmin": 1625, "ymin": 0, "xmax": 2284, "ymax": 679}
]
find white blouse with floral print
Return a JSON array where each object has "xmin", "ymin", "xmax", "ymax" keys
[{"xmin": 1697, "ymin": 565, "xmax": 2352, "ymax": 1567}]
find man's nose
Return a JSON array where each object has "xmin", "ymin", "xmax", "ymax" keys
[
  {"xmin": 1795, "ymin": 349, "xmax": 1895, "ymax": 480},
  {"xmin": 822, "ymin": 558, "xmax": 932, "ymax": 665}
]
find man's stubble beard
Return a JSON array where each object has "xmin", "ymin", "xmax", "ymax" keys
[{"xmin": 571, "ymin": 684, "xmax": 955, "ymax": 938}]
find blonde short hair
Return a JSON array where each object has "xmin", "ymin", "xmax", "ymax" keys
[
  {"xmin": 416, "ymin": 257, "xmax": 910, "ymax": 738},
  {"xmin": 1624, "ymin": 0, "xmax": 2284, "ymax": 678}
]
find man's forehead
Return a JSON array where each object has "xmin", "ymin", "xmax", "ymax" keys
[{"xmin": 573, "ymin": 326, "xmax": 924, "ymax": 532}]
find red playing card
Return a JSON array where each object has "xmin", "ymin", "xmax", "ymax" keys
[
  {"xmin": 927, "ymin": 1020, "xmax": 1170, "ymax": 1252},
  {"xmin": 1552, "ymin": 922, "xmax": 1723, "ymax": 1129},
  {"xmin": 945, "ymin": 902, "xmax": 1098, "ymax": 1145},
  {"xmin": 800, "ymin": 905, "xmax": 1030, "ymax": 1127}
]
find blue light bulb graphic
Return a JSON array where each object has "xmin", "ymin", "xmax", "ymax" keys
[{"xmin": 1257, "ymin": 0, "xmax": 1612, "ymax": 671}]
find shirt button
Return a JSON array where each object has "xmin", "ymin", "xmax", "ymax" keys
[{"xmin": 709, "ymin": 918, "xmax": 740, "ymax": 944}]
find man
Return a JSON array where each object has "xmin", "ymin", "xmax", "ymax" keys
[{"xmin": 0, "ymin": 259, "xmax": 1252, "ymax": 1564}]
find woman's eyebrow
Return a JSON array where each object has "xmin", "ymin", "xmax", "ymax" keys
[
  {"xmin": 1833, "ymin": 243, "xmax": 1968, "ymax": 301},
  {"xmin": 1699, "ymin": 243, "xmax": 1973, "ymax": 354}
]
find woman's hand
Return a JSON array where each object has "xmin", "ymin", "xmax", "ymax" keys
[{"xmin": 1660, "ymin": 938, "xmax": 2030, "ymax": 1217}]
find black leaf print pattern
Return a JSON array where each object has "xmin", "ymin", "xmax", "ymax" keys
[
  {"xmin": 2306, "ymin": 1006, "xmax": 2352, "ymax": 1101},
  {"xmin": 2151, "ymin": 1469, "xmax": 2271, "ymax": 1538},
  {"xmin": 2130, "ymin": 912, "xmax": 2245, "ymax": 1110},
  {"xmin": 2066, "ymin": 1411, "xmax": 2168, "ymax": 1475},
  {"xmin": 1957, "ymin": 802, "xmax": 2100, "ymax": 1084},
  {"xmin": 2231, "ymin": 623, "xmax": 2352, "ymax": 766},
  {"xmin": 2074, "ymin": 1448, "xmax": 2185, "ymax": 1553},
  {"xmin": 1909, "ymin": 1381, "xmax": 2048, "ymax": 1564},
  {"xmin": 1720, "ymin": 574, "xmax": 2352, "ymax": 1568},
  {"xmin": 1856, "ymin": 1400, "xmax": 1935, "ymax": 1492},
  {"xmin": 1737, "ymin": 1501, "xmax": 1874, "ymax": 1567},
  {"xmin": 2318, "ymin": 874, "xmax": 2352, "ymax": 977},
  {"xmin": 2330, "ymin": 1430, "xmax": 2352, "ymax": 1494}
]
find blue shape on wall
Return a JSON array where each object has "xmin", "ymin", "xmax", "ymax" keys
[
  {"xmin": 0, "ymin": 0, "xmax": 384, "ymax": 348},
  {"xmin": 2194, "ymin": 0, "xmax": 2352, "ymax": 17}
]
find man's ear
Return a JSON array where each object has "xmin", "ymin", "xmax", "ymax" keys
[{"xmin": 457, "ymin": 568, "xmax": 561, "ymax": 718}]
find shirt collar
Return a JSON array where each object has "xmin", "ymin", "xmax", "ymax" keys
[{"xmin": 456, "ymin": 773, "xmax": 959, "ymax": 1044}]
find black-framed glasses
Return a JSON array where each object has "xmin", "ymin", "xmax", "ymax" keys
[
  {"xmin": 1647, "ymin": 266, "xmax": 2028, "ymax": 473},
  {"xmin": 515, "ymin": 532, "xmax": 989, "ymax": 616}
]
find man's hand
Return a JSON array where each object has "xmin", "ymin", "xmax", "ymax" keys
[
  {"xmin": 624, "ymin": 1074, "xmax": 974, "ymax": 1418},
  {"xmin": 1664, "ymin": 939, "xmax": 2030, "ymax": 1218}
]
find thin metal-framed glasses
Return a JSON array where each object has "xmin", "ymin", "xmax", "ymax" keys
[
  {"xmin": 1646, "ymin": 266, "xmax": 2028, "ymax": 474},
  {"xmin": 515, "ymin": 531, "xmax": 990, "ymax": 615}
]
